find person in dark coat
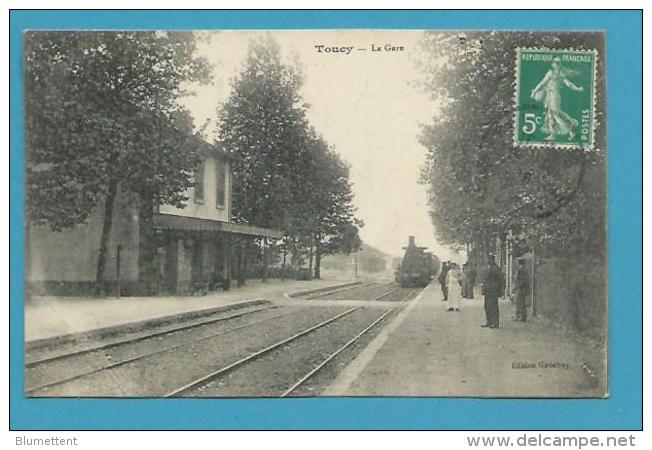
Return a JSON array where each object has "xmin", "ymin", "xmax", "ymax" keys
[
  {"xmin": 463, "ymin": 261, "xmax": 477, "ymax": 299},
  {"xmin": 461, "ymin": 263, "xmax": 469, "ymax": 298},
  {"xmin": 438, "ymin": 260, "xmax": 450, "ymax": 301},
  {"xmin": 481, "ymin": 254, "xmax": 505, "ymax": 329},
  {"xmin": 513, "ymin": 259, "xmax": 530, "ymax": 322}
]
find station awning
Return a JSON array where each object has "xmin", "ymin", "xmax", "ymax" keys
[{"xmin": 153, "ymin": 213, "xmax": 283, "ymax": 239}]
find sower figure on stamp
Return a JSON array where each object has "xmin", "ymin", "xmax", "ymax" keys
[
  {"xmin": 438, "ymin": 260, "xmax": 450, "ymax": 302},
  {"xmin": 530, "ymin": 56, "xmax": 584, "ymax": 141},
  {"xmin": 481, "ymin": 254, "xmax": 505, "ymax": 329},
  {"xmin": 513, "ymin": 259, "xmax": 530, "ymax": 322}
]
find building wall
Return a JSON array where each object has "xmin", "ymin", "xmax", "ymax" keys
[
  {"xmin": 159, "ymin": 155, "xmax": 231, "ymax": 223},
  {"xmin": 176, "ymin": 238, "xmax": 193, "ymax": 294},
  {"xmin": 168, "ymin": 235, "xmax": 225, "ymax": 295},
  {"xmin": 28, "ymin": 188, "xmax": 141, "ymax": 294},
  {"xmin": 27, "ymin": 154, "xmax": 232, "ymax": 296}
]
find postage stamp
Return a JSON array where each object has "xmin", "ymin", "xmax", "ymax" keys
[{"xmin": 514, "ymin": 48, "xmax": 597, "ymax": 149}]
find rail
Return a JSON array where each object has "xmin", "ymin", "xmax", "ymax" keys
[
  {"xmin": 26, "ymin": 308, "xmax": 298, "ymax": 395},
  {"xmin": 281, "ymin": 308, "xmax": 395, "ymax": 397},
  {"xmin": 164, "ymin": 306, "xmax": 363, "ymax": 397}
]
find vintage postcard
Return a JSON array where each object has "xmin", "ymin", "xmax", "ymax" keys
[{"xmin": 23, "ymin": 30, "xmax": 607, "ymax": 399}]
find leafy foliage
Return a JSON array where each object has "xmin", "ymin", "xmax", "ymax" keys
[
  {"xmin": 25, "ymin": 32, "xmax": 212, "ymax": 291},
  {"xmin": 24, "ymin": 31, "xmax": 212, "ymax": 230},
  {"xmin": 418, "ymin": 32, "xmax": 606, "ymax": 259},
  {"xmin": 310, "ymin": 137, "xmax": 362, "ymax": 254},
  {"xmin": 218, "ymin": 37, "xmax": 307, "ymax": 229},
  {"xmin": 218, "ymin": 37, "xmax": 362, "ymax": 276}
]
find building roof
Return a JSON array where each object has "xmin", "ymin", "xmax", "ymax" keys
[
  {"xmin": 192, "ymin": 137, "xmax": 235, "ymax": 161},
  {"xmin": 154, "ymin": 213, "xmax": 283, "ymax": 239}
]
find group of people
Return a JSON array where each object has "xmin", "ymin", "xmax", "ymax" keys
[
  {"xmin": 437, "ymin": 255, "xmax": 531, "ymax": 329},
  {"xmin": 437, "ymin": 260, "xmax": 477, "ymax": 312}
]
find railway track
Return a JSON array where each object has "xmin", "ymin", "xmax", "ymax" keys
[
  {"xmin": 25, "ymin": 305, "xmax": 298, "ymax": 394},
  {"xmin": 376, "ymin": 286, "xmax": 422, "ymax": 302},
  {"xmin": 27, "ymin": 304, "xmax": 387, "ymax": 397},
  {"xmin": 167, "ymin": 306, "xmax": 397, "ymax": 397},
  {"xmin": 374, "ymin": 286, "xmax": 400, "ymax": 300},
  {"xmin": 281, "ymin": 308, "xmax": 394, "ymax": 397},
  {"xmin": 26, "ymin": 304, "xmax": 278, "ymax": 368},
  {"xmin": 306, "ymin": 281, "xmax": 387, "ymax": 299},
  {"xmin": 27, "ymin": 289, "xmax": 411, "ymax": 397},
  {"xmin": 305, "ymin": 281, "xmax": 422, "ymax": 302}
]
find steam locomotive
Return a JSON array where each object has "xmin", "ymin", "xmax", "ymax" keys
[{"xmin": 395, "ymin": 236, "xmax": 440, "ymax": 288}]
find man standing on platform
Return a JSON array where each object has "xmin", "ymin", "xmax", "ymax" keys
[
  {"xmin": 481, "ymin": 254, "xmax": 505, "ymax": 329},
  {"xmin": 438, "ymin": 260, "xmax": 450, "ymax": 301},
  {"xmin": 463, "ymin": 261, "xmax": 477, "ymax": 299}
]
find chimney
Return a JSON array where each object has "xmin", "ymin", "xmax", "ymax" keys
[{"xmin": 408, "ymin": 236, "xmax": 416, "ymax": 248}]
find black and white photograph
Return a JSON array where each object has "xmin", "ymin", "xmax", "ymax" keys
[{"xmin": 23, "ymin": 29, "xmax": 607, "ymax": 398}]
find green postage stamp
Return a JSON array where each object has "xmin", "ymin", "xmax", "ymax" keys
[{"xmin": 514, "ymin": 48, "xmax": 597, "ymax": 150}]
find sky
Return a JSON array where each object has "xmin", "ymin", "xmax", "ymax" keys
[{"xmin": 181, "ymin": 30, "xmax": 461, "ymax": 261}]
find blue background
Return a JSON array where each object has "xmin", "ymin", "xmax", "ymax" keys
[{"xmin": 9, "ymin": 10, "xmax": 642, "ymax": 430}]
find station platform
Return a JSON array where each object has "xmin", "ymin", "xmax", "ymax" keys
[
  {"xmin": 323, "ymin": 280, "xmax": 607, "ymax": 398},
  {"xmin": 25, "ymin": 277, "xmax": 352, "ymax": 344}
]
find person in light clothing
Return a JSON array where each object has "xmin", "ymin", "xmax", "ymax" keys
[{"xmin": 445, "ymin": 262, "xmax": 462, "ymax": 312}]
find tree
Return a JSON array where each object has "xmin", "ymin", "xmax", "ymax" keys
[
  {"xmin": 308, "ymin": 138, "xmax": 362, "ymax": 279},
  {"xmin": 218, "ymin": 37, "xmax": 310, "ymax": 284},
  {"xmin": 218, "ymin": 37, "xmax": 363, "ymax": 281},
  {"xmin": 218, "ymin": 37, "xmax": 307, "ymax": 280},
  {"xmin": 24, "ymin": 31, "xmax": 212, "ymax": 293},
  {"xmin": 218, "ymin": 37, "xmax": 309, "ymax": 230},
  {"xmin": 417, "ymin": 32, "xmax": 606, "ymax": 262}
]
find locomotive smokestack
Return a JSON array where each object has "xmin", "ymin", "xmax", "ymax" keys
[{"xmin": 408, "ymin": 236, "xmax": 416, "ymax": 248}]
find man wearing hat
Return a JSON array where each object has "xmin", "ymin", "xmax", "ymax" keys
[
  {"xmin": 481, "ymin": 254, "xmax": 505, "ymax": 329},
  {"xmin": 438, "ymin": 260, "xmax": 450, "ymax": 302}
]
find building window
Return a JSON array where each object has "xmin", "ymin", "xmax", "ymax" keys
[
  {"xmin": 194, "ymin": 161, "xmax": 205, "ymax": 204},
  {"xmin": 216, "ymin": 160, "xmax": 226, "ymax": 209}
]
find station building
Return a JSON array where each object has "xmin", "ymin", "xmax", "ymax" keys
[{"xmin": 27, "ymin": 140, "xmax": 282, "ymax": 297}]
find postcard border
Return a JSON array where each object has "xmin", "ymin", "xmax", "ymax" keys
[{"xmin": 9, "ymin": 9, "xmax": 643, "ymax": 431}]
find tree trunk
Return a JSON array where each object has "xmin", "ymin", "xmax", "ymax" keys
[
  {"xmin": 138, "ymin": 192, "xmax": 157, "ymax": 295},
  {"xmin": 314, "ymin": 239, "xmax": 322, "ymax": 280},
  {"xmin": 234, "ymin": 239, "xmax": 242, "ymax": 286},
  {"xmin": 237, "ymin": 239, "xmax": 246, "ymax": 287},
  {"xmin": 261, "ymin": 238, "xmax": 268, "ymax": 282},
  {"xmin": 308, "ymin": 239, "xmax": 314, "ymax": 273},
  {"xmin": 281, "ymin": 240, "xmax": 287, "ymax": 281},
  {"xmin": 223, "ymin": 234, "xmax": 231, "ymax": 290},
  {"xmin": 290, "ymin": 237, "xmax": 298, "ymax": 267},
  {"xmin": 95, "ymin": 181, "xmax": 118, "ymax": 296}
]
